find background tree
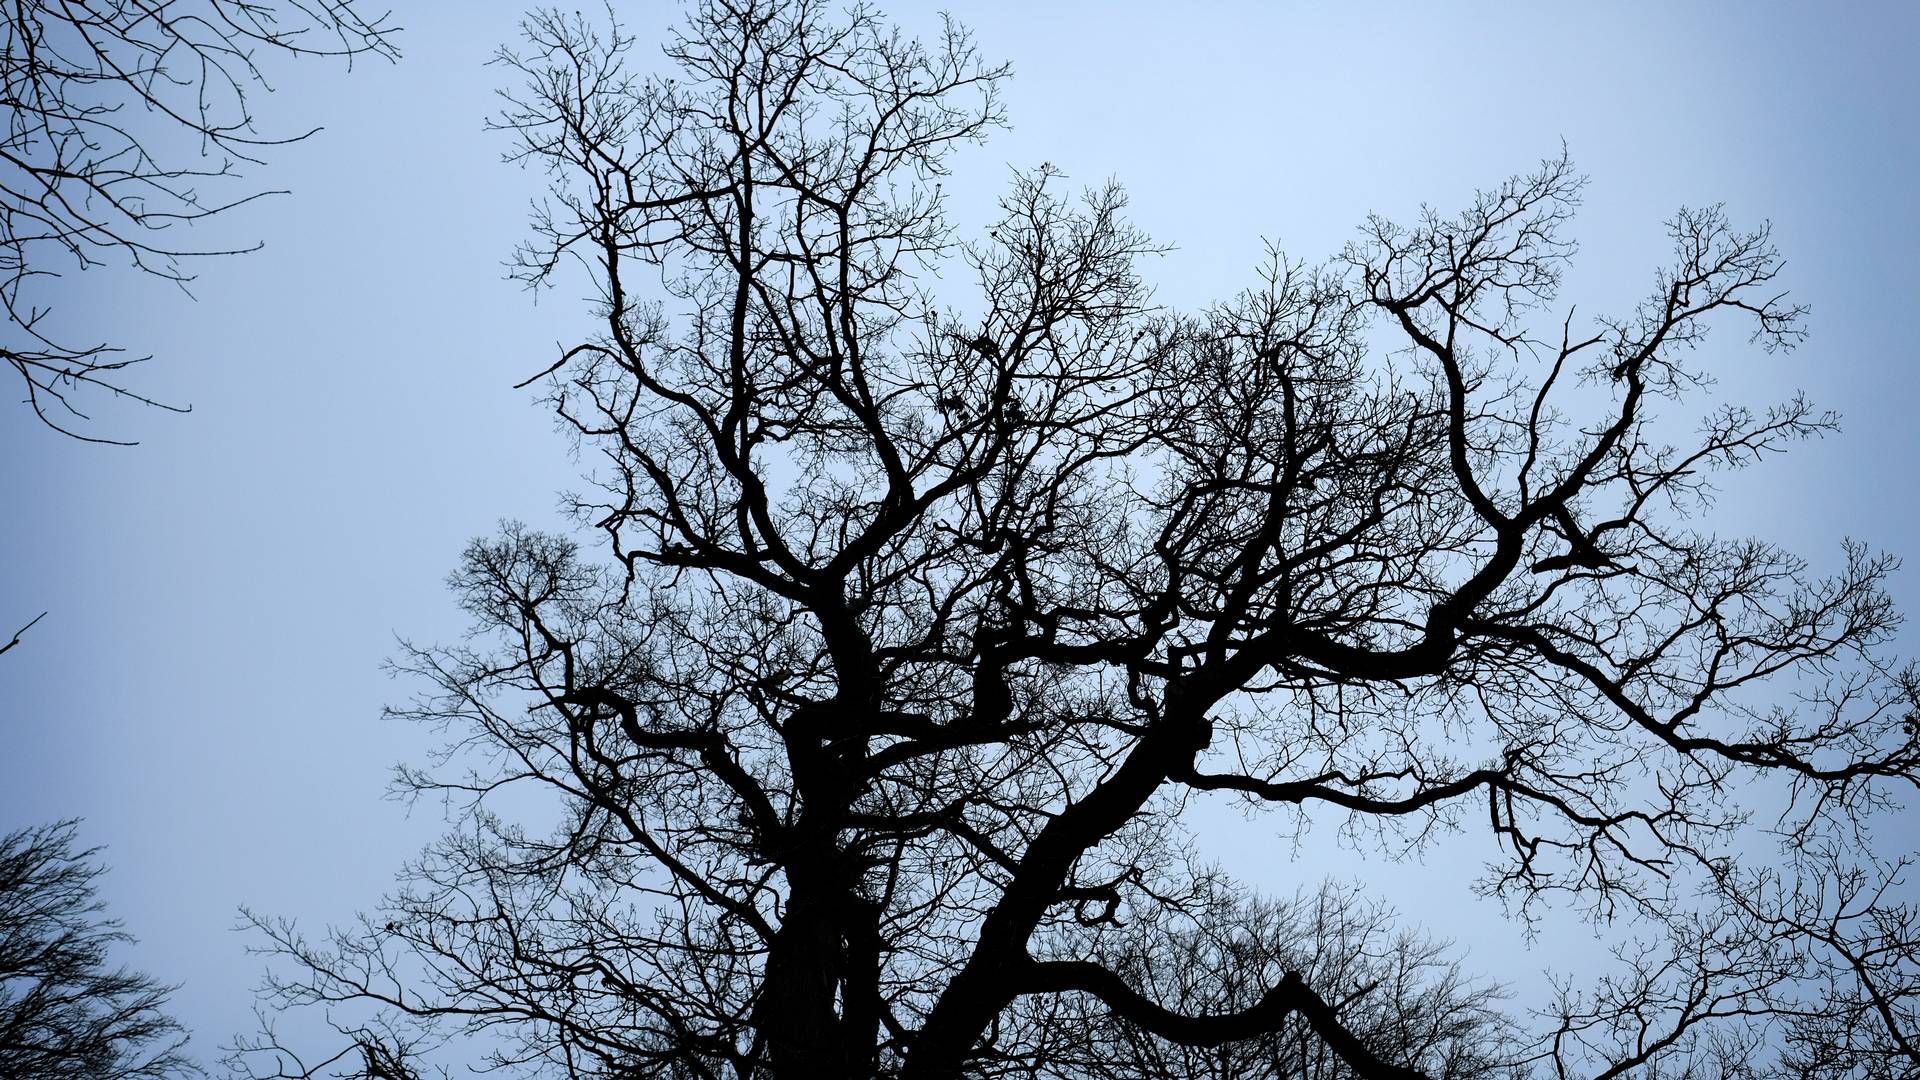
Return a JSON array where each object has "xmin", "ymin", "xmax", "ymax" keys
[
  {"xmin": 241, "ymin": 1, "xmax": 1920, "ymax": 1076},
  {"xmin": 0, "ymin": 819, "xmax": 199, "ymax": 1078},
  {"xmin": 2, "ymin": 0, "xmax": 398, "ymax": 441}
]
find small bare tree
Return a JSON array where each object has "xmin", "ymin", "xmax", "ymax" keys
[
  {"xmin": 0, "ymin": 820, "xmax": 199, "ymax": 1078},
  {"xmin": 240, "ymin": 2, "xmax": 1920, "ymax": 1077},
  {"xmin": 1, "ymin": 0, "xmax": 398, "ymax": 440}
]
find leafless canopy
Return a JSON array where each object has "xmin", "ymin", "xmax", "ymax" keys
[
  {"xmin": 0, "ymin": 820, "xmax": 199, "ymax": 1078},
  {"xmin": 1, "ymin": 0, "xmax": 397, "ymax": 440},
  {"xmin": 240, "ymin": 2, "xmax": 1920, "ymax": 1077}
]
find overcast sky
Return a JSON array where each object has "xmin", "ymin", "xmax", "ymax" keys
[{"xmin": 3, "ymin": 0, "xmax": 1917, "ymax": 1069}]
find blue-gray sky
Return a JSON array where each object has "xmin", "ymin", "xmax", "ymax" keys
[{"xmin": 3, "ymin": 0, "xmax": 1917, "ymax": 1067}]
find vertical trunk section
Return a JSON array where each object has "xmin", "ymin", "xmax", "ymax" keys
[{"xmin": 757, "ymin": 877, "xmax": 845, "ymax": 1076}]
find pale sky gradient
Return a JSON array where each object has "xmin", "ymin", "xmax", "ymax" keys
[{"xmin": 3, "ymin": 0, "xmax": 1917, "ymax": 1068}]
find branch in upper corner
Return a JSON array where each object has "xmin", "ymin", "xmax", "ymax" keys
[{"xmin": 0, "ymin": 0, "xmax": 402, "ymax": 441}]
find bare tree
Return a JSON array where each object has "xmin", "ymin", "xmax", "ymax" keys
[
  {"xmin": 0, "ymin": 820, "xmax": 199, "ymax": 1078},
  {"xmin": 1, "ymin": 0, "xmax": 398, "ymax": 440},
  {"xmin": 239, "ymin": 2, "xmax": 1920, "ymax": 1077}
]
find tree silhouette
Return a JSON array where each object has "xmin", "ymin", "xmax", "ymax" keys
[
  {"xmin": 0, "ymin": 820, "xmax": 199, "ymax": 1078},
  {"xmin": 1, "ymin": 0, "xmax": 397, "ymax": 441},
  {"xmin": 242, "ymin": 2, "xmax": 1920, "ymax": 1076}
]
